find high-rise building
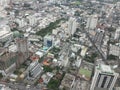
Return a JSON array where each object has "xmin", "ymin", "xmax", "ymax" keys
[
  {"xmin": 44, "ymin": 35, "xmax": 54, "ymax": 47},
  {"xmin": 27, "ymin": 15, "xmax": 38, "ymax": 26},
  {"xmin": 27, "ymin": 61, "xmax": 43, "ymax": 80},
  {"xmin": 90, "ymin": 64, "xmax": 119, "ymax": 90},
  {"xmin": 114, "ymin": 27, "xmax": 120, "ymax": 40},
  {"xmin": 86, "ymin": 14, "xmax": 98, "ymax": 30},
  {"xmin": 68, "ymin": 17, "xmax": 77, "ymax": 36},
  {"xmin": 15, "ymin": 37, "xmax": 29, "ymax": 67}
]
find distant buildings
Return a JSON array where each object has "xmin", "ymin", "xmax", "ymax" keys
[
  {"xmin": 0, "ymin": 84, "xmax": 12, "ymax": 90},
  {"xmin": 27, "ymin": 15, "xmax": 38, "ymax": 26},
  {"xmin": 86, "ymin": 14, "xmax": 98, "ymax": 30},
  {"xmin": 0, "ymin": 0, "xmax": 11, "ymax": 7},
  {"xmin": 68, "ymin": 17, "xmax": 77, "ymax": 36},
  {"xmin": 90, "ymin": 64, "xmax": 119, "ymax": 90},
  {"xmin": 27, "ymin": 61, "xmax": 43, "ymax": 80},
  {"xmin": 15, "ymin": 37, "xmax": 29, "ymax": 67}
]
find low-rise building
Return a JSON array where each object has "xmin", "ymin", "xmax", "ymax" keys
[
  {"xmin": 41, "ymin": 72, "xmax": 54, "ymax": 84},
  {"xmin": 60, "ymin": 73, "xmax": 75, "ymax": 90}
]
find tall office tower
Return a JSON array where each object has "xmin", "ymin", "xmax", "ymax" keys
[
  {"xmin": 86, "ymin": 14, "xmax": 98, "ymax": 30},
  {"xmin": 68, "ymin": 17, "xmax": 77, "ymax": 36},
  {"xmin": 15, "ymin": 37, "xmax": 29, "ymax": 67},
  {"xmin": 90, "ymin": 64, "xmax": 119, "ymax": 90},
  {"xmin": 44, "ymin": 35, "xmax": 54, "ymax": 47},
  {"xmin": 114, "ymin": 27, "xmax": 120, "ymax": 40}
]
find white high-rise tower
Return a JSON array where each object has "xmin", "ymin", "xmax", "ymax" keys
[
  {"xmin": 90, "ymin": 64, "xmax": 119, "ymax": 90},
  {"xmin": 86, "ymin": 14, "xmax": 98, "ymax": 30},
  {"xmin": 68, "ymin": 17, "xmax": 77, "ymax": 36}
]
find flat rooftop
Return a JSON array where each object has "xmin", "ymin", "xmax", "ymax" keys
[{"xmin": 97, "ymin": 64, "xmax": 114, "ymax": 74}]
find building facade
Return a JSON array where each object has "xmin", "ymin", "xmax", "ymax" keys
[{"xmin": 68, "ymin": 17, "xmax": 77, "ymax": 36}]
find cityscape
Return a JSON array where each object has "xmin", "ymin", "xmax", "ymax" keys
[{"xmin": 0, "ymin": 0, "xmax": 120, "ymax": 90}]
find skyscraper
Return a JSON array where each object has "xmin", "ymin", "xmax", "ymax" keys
[
  {"xmin": 15, "ymin": 37, "xmax": 29, "ymax": 67},
  {"xmin": 68, "ymin": 17, "xmax": 77, "ymax": 36},
  {"xmin": 90, "ymin": 64, "xmax": 119, "ymax": 90},
  {"xmin": 114, "ymin": 27, "xmax": 120, "ymax": 40},
  {"xmin": 86, "ymin": 14, "xmax": 98, "ymax": 30}
]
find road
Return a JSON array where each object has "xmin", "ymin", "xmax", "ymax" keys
[{"xmin": 78, "ymin": 25, "xmax": 107, "ymax": 60}]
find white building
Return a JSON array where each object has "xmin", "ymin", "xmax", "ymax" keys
[
  {"xmin": 0, "ymin": 25, "xmax": 13, "ymax": 42},
  {"xmin": 41, "ymin": 72, "xmax": 54, "ymax": 84},
  {"xmin": 116, "ymin": 2, "xmax": 120, "ymax": 9},
  {"xmin": 90, "ymin": 64, "xmax": 119, "ymax": 90},
  {"xmin": 68, "ymin": 17, "xmax": 77, "ymax": 35},
  {"xmin": 27, "ymin": 15, "xmax": 38, "ymax": 26},
  {"xmin": 114, "ymin": 27, "xmax": 120, "ymax": 40},
  {"xmin": 109, "ymin": 44, "xmax": 120, "ymax": 57},
  {"xmin": 86, "ymin": 14, "xmax": 98, "ymax": 30}
]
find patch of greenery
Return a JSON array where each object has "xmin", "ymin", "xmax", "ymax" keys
[
  {"xmin": 79, "ymin": 68, "xmax": 92, "ymax": 78},
  {"xmin": 13, "ymin": 69, "xmax": 22, "ymax": 75},
  {"xmin": 47, "ymin": 79, "xmax": 59, "ymax": 90},
  {"xmin": 47, "ymin": 72, "xmax": 65, "ymax": 90},
  {"xmin": 107, "ymin": 54, "xmax": 118, "ymax": 60},
  {"xmin": 0, "ymin": 73, "xmax": 3, "ymax": 79},
  {"xmin": 43, "ymin": 66, "xmax": 53, "ymax": 72},
  {"xmin": 36, "ymin": 18, "xmax": 65, "ymax": 37},
  {"xmin": 38, "ymin": 56, "xmax": 45, "ymax": 63},
  {"xmin": 84, "ymin": 53, "xmax": 98, "ymax": 63},
  {"xmin": 107, "ymin": 27, "xmax": 116, "ymax": 32}
]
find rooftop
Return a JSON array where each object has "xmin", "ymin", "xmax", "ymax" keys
[
  {"xmin": 97, "ymin": 64, "xmax": 114, "ymax": 74},
  {"xmin": 101, "ymin": 64, "xmax": 112, "ymax": 73}
]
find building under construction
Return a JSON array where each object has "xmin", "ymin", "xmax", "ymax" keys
[{"xmin": 15, "ymin": 37, "xmax": 29, "ymax": 68}]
